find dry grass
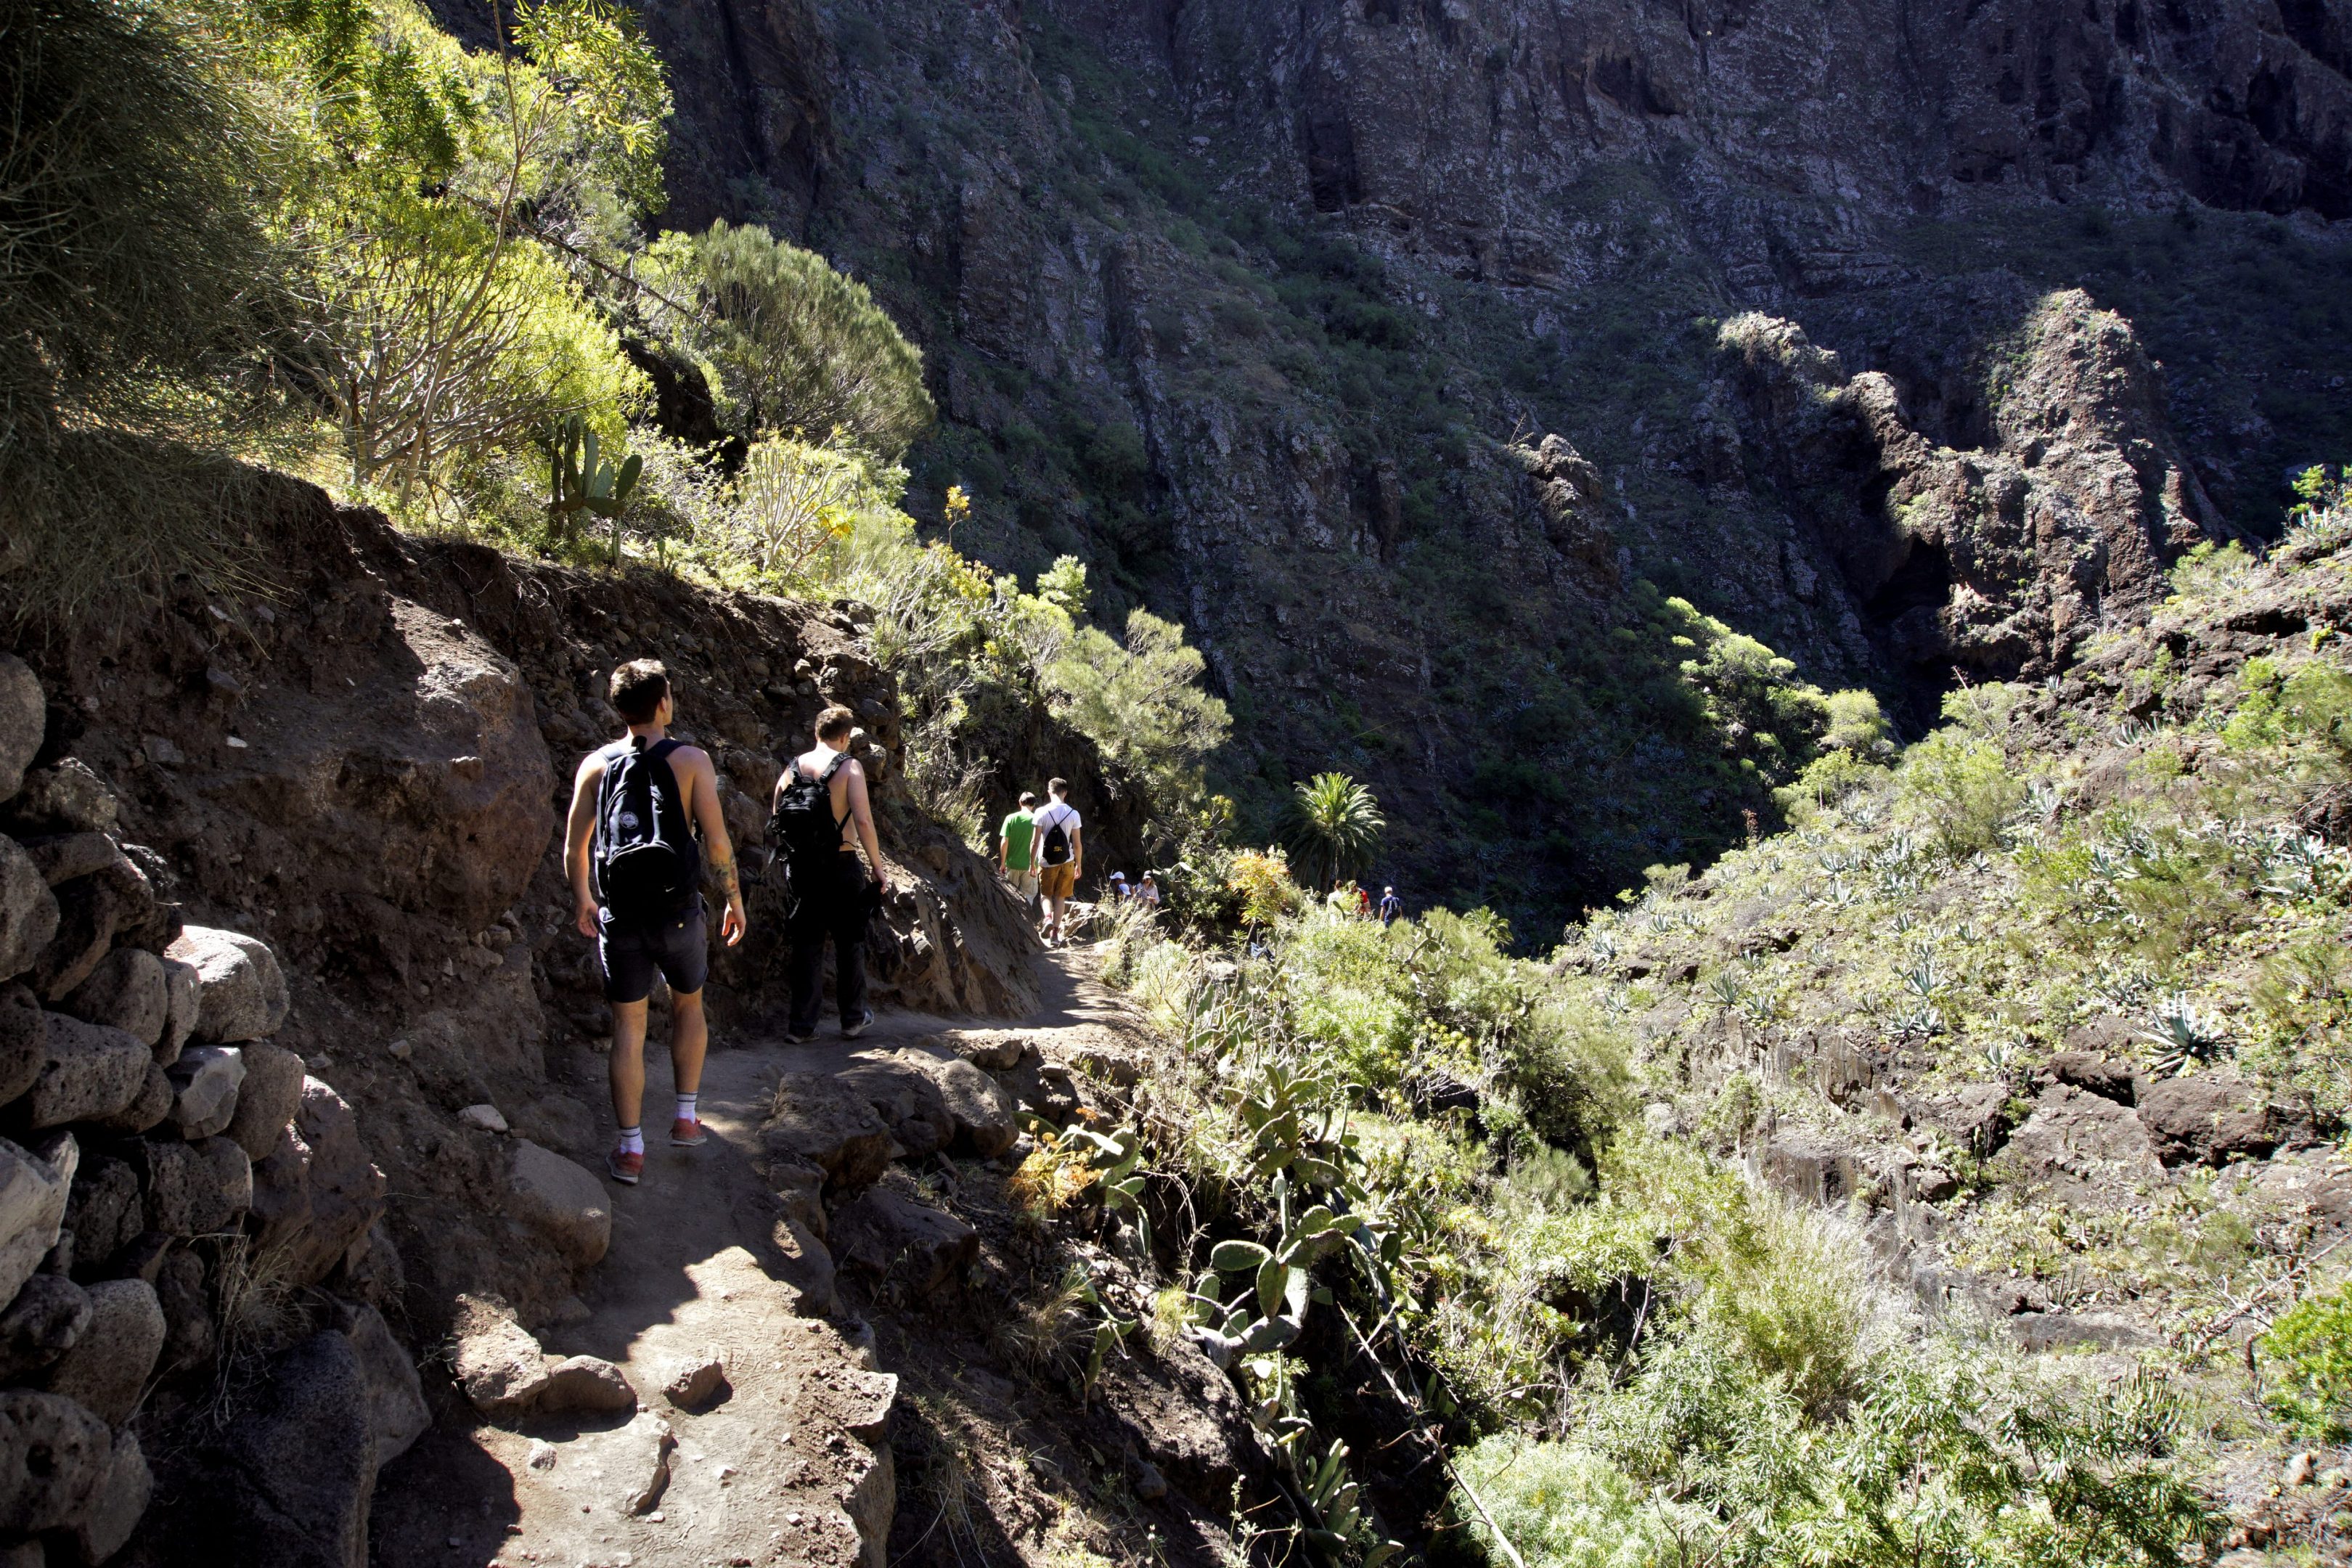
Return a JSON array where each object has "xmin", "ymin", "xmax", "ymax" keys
[
  {"xmin": 1006, "ymin": 1143, "xmax": 1097, "ymax": 1228},
  {"xmin": 990, "ymin": 1266, "xmax": 1089, "ymax": 1381}
]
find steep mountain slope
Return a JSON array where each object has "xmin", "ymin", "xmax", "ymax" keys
[{"xmin": 554, "ymin": 0, "xmax": 2352, "ymax": 930}]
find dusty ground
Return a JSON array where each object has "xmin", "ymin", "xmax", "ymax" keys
[{"xmin": 373, "ymin": 949, "xmax": 1264, "ymax": 1568}]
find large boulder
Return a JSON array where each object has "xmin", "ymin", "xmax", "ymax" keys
[
  {"xmin": 759, "ymin": 1073, "xmax": 893, "ymax": 1194},
  {"xmin": 30, "ymin": 846, "xmax": 153, "ymax": 999},
  {"xmin": 224, "ymin": 1041, "xmax": 305, "ymax": 1161},
  {"xmin": 0, "ymin": 839, "xmax": 56, "ymax": 984},
  {"xmin": 139, "ymin": 1137, "xmax": 252, "ymax": 1237},
  {"xmin": 829, "ymin": 1188, "xmax": 978, "ymax": 1297},
  {"xmin": 249, "ymin": 1079, "xmax": 383, "ymax": 1288},
  {"xmin": 62, "ymin": 1156, "xmax": 140, "ymax": 1278},
  {"xmin": 38, "ymin": 1277, "xmax": 163, "ymax": 1426},
  {"xmin": 0, "ymin": 983, "xmax": 44, "ymax": 1106},
  {"xmin": 539, "ymin": 1355, "xmax": 637, "ymax": 1415},
  {"xmin": 23, "ymin": 1013, "xmax": 149, "ymax": 1129},
  {"xmin": 198, "ymin": 1330, "xmax": 376, "ymax": 1568},
  {"xmin": 90, "ymin": 1061, "xmax": 172, "ymax": 1135},
  {"xmin": 0, "ymin": 1389, "xmax": 113, "ymax": 1535},
  {"xmin": 0, "ymin": 656, "xmax": 41, "ymax": 804},
  {"xmin": 836, "ymin": 1058, "xmax": 954, "ymax": 1159},
  {"xmin": 507, "ymin": 1141, "xmax": 611, "ymax": 1267},
  {"xmin": 2138, "ymin": 1072, "xmax": 2301, "ymax": 1166},
  {"xmin": 452, "ymin": 1308, "xmax": 552, "ymax": 1420},
  {"xmin": 4, "ymin": 761, "xmax": 117, "ymax": 837},
  {"xmin": 67, "ymin": 1428, "xmax": 150, "ymax": 1565},
  {"xmin": 0, "ymin": 1137, "xmax": 72, "ymax": 1305},
  {"xmin": 165, "ymin": 1045, "xmax": 246, "ymax": 1140},
  {"xmin": 166, "ymin": 927, "xmax": 289, "ymax": 1043},
  {"xmin": 1992, "ymin": 1085, "xmax": 2165, "ymax": 1201},
  {"xmin": 20, "ymin": 834, "xmax": 117, "ymax": 889},
  {"xmin": 0, "ymin": 1275, "xmax": 90, "ymax": 1383},
  {"xmin": 924, "ymin": 1057, "xmax": 1018, "ymax": 1158},
  {"xmin": 341, "ymin": 1304, "xmax": 429, "ymax": 1466},
  {"xmin": 60, "ymin": 947, "xmax": 168, "ymax": 1049}
]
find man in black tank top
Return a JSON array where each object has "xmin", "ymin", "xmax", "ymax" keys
[{"xmin": 773, "ymin": 704, "xmax": 889, "ymax": 1042}]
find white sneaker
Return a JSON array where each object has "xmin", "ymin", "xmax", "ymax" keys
[{"xmin": 843, "ymin": 1009, "xmax": 873, "ymax": 1040}]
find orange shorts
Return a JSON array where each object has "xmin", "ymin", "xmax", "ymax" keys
[{"xmin": 1038, "ymin": 862, "xmax": 1077, "ymax": 901}]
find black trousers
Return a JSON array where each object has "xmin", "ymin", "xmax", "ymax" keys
[{"xmin": 786, "ymin": 853, "xmax": 871, "ymax": 1032}]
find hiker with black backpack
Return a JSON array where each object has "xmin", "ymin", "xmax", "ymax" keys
[
  {"xmin": 770, "ymin": 704, "xmax": 889, "ymax": 1043},
  {"xmin": 563, "ymin": 659, "xmax": 748, "ymax": 1186},
  {"xmin": 1032, "ymin": 777, "xmax": 1082, "ymax": 946}
]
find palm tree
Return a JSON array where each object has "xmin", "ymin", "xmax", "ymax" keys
[{"xmin": 1289, "ymin": 772, "xmax": 1385, "ymax": 893}]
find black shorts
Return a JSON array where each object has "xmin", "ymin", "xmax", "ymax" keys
[{"xmin": 597, "ymin": 900, "xmax": 709, "ymax": 1004}]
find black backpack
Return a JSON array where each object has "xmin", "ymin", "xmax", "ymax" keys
[
  {"xmin": 1038, "ymin": 805, "xmax": 1073, "ymax": 866},
  {"xmin": 768, "ymin": 753, "xmax": 849, "ymax": 868},
  {"xmin": 593, "ymin": 738, "xmax": 699, "ymax": 922}
]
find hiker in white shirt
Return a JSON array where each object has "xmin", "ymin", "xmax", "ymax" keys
[{"xmin": 1031, "ymin": 778, "xmax": 1083, "ymax": 944}]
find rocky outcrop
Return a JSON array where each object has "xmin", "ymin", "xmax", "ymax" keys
[{"xmin": 1714, "ymin": 294, "xmax": 2228, "ymax": 694}]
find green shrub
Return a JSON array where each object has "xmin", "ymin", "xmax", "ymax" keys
[
  {"xmin": 1900, "ymin": 727, "xmax": 2028, "ymax": 854},
  {"xmin": 643, "ymin": 217, "xmax": 935, "ymax": 458},
  {"xmin": 2261, "ymin": 1280, "xmax": 2352, "ymax": 1440},
  {"xmin": 1453, "ymin": 1437, "xmax": 1681, "ymax": 1568},
  {"xmin": 1692, "ymin": 1201, "xmax": 1889, "ymax": 1420}
]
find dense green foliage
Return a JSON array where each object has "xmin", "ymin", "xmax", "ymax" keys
[
  {"xmin": 1086, "ymin": 489, "xmax": 2352, "ymax": 1567},
  {"xmin": 2262, "ymin": 1281, "xmax": 2352, "ymax": 1442},
  {"xmin": 642, "ymin": 219, "xmax": 935, "ymax": 458}
]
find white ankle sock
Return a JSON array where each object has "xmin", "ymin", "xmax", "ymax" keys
[
  {"xmin": 675, "ymin": 1093, "xmax": 698, "ymax": 1124},
  {"xmin": 617, "ymin": 1125, "xmax": 644, "ymax": 1156}
]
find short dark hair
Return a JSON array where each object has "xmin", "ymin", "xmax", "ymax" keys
[
  {"xmin": 1047, "ymin": 777, "xmax": 1069, "ymax": 797},
  {"xmin": 1018, "ymin": 791, "xmax": 1037, "ymax": 807},
  {"xmin": 816, "ymin": 704, "xmax": 856, "ymax": 743},
  {"xmin": 609, "ymin": 660, "xmax": 669, "ymax": 724}
]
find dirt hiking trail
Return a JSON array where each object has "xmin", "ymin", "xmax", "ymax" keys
[{"xmin": 372, "ymin": 947, "xmax": 1146, "ymax": 1568}]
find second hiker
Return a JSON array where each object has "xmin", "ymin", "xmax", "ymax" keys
[
  {"xmin": 1032, "ymin": 777, "xmax": 1082, "ymax": 945},
  {"xmin": 772, "ymin": 705, "xmax": 889, "ymax": 1042},
  {"xmin": 563, "ymin": 659, "xmax": 747, "ymax": 1187},
  {"xmin": 998, "ymin": 791, "xmax": 1039, "ymax": 911}
]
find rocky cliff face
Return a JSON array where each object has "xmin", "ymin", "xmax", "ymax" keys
[{"xmin": 568, "ymin": 0, "xmax": 2352, "ymax": 921}]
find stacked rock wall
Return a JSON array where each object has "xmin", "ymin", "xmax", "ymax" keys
[{"xmin": 0, "ymin": 653, "xmax": 422, "ymax": 1566}]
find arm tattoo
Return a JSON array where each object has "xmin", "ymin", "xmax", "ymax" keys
[{"xmin": 709, "ymin": 851, "xmax": 740, "ymax": 902}]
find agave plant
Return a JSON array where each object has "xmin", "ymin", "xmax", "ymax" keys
[{"xmin": 2139, "ymin": 994, "xmax": 2228, "ymax": 1077}]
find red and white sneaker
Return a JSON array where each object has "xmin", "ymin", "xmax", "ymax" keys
[
  {"xmin": 670, "ymin": 1117, "xmax": 709, "ymax": 1148},
  {"xmin": 606, "ymin": 1146, "xmax": 644, "ymax": 1185}
]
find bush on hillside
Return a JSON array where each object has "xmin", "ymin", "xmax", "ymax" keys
[
  {"xmin": 2261, "ymin": 1280, "xmax": 2352, "ymax": 1440},
  {"xmin": 1046, "ymin": 609, "xmax": 1233, "ymax": 848},
  {"xmin": 1, "ymin": 0, "xmax": 290, "ymax": 613},
  {"xmin": 1899, "ymin": 692, "xmax": 2030, "ymax": 854},
  {"xmin": 643, "ymin": 219, "xmax": 935, "ymax": 460}
]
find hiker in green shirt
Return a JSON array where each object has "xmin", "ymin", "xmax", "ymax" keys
[{"xmin": 998, "ymin": 792, "xmax": 1039, "ymax": 910}]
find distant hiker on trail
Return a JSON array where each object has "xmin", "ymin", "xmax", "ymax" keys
[
  {"xmin": 772, "ymin": 704, "xmax": 889, "ymax": 1044},
  {"xmin": 1356, "ymin": 883, "xmax": 1373, "ymax": 919},
  {"xmin": 1032, "ymin": 777, "xmax": 1082, "ymax": 945},
  {"xmin": 1107, "ymin": 870, "xmax": 1129, "ymax": 903},
  {"xmin": 998, "ymin": 791, "xmax": 1039, "ymax": 908},
  {"xmin": 1379, "ymin": 886, "xmax": 1402, "ymax": 926},
  {"xmin": 564, "ymin": 658, "xmax": 746, "ymax": 1188},
  {"xmin": 1136, "ymin": 873, "xmax": 1161, "ymax": 911}
]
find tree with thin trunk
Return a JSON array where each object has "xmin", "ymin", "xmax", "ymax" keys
[{"xmin": 1289, "ymin": 772, "xmax": 1384, "ymax": 894}]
